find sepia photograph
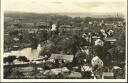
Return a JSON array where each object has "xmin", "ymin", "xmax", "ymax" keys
[{"xmin": 0, "ymin": 0, "xmax": 127, "ymax": 82}]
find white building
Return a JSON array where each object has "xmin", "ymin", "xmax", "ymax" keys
[
  {"xmin": 94, "ymin": 39, "xmax": 104, "ymax": 46},
  {"xmin": 51, "ymin": 24, "xmax": 57, "ymax": 31},
  {"xmin": 91, "ymin": 56, "xmax": 104, "ymax": 68}
]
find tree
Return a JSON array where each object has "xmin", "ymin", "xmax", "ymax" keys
[
  {"xmin": 4, "ymin": 57, "xmax": 8, "ymax": 64},
  {"xmin": 94, "ymin": 45, "xmax": 108, "ymax": 64},
  {"xmin": 18, "ymin": 56, "xmax": 29, "ymax": 63},
  {"xmin": 7, "ymin": 56, "xmax": 17, "ymax": 64},
  {"xmin": 68, "ymin": 34, "xmax": 81, "ymax": 55},
  {"xmin": 73, "ymin": 50, "xmax": 86, "ymax": 66},
  {"xmin": 39, "ymin": 40, "xmax": 55, "ymax": 58}
]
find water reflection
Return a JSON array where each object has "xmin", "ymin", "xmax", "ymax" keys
[{"xmin": 4, "ymin": 44, "xmax": 41, "ymax": 60}]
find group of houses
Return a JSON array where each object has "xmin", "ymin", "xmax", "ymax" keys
[
  {"xmin": 10, "ymin": 19, "xmax": 124, "ymax": 31},
  {"xmin": 4, "ymin": 18, "xmax": 125, "ymax": 79}
]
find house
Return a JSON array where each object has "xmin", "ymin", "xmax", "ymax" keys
[
  {"xmin": 100, "ymin": 29, "xmax": 107, "ymax": 38},
  {"xmin": 43, "ymin": 67, "xmax": 70, "ymax": 77},
  {"xmin": 12, "ymin": 22, "xmax": 21, "ymax": 28},
  {"xmin": 36, "ymin": 22, "xmax": 50, "ymax": 30},
  {"xmin": 117, "ymin": 21, "xmax": 124, "ymax": 27},
  {"xmin": 104, "ymin": 38, "xmax": 117, "ymax": 46},
  {"xmin": 91, "ymin": 56, "xmax": 104, "ymax": 68},
  {"xmin": 107, "ymin": 30, "xmax": 114, "ymax": 37},
  {"xmin": 50, "ymin": 54, "xmax": 74, "ymax": 62},
  {"xmin": 94, "ymin": 39, "xmax": 104, "ymax": 46},
  {"xmin": 102, "ymin": 72, "xmax": 114, "ymax": 79},
  {"xmin": 65, "ymin": 71, "xmax": 82, "ymax": 79},
  {"xmin": 59, "ymin": 25, "xmax": 73, "ymax": 31},
  {"xmin": 81, "ymin": 66, "xmax": 92, "ymax": 72},
  {"xmin": 105, "ymin": 38, "xmax": 117, "ymax": 42},
  {"xmin": 51, "ymin": 24, "xmax": 57, "ymax": 31},
  {"xmin": 14, "ymin": 22, "xmax": 38, "ymax": 33}
]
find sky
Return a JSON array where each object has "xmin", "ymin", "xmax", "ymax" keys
[{"xmin": 4, "ymin": 0, "xmax": 126, "ymax": 15}]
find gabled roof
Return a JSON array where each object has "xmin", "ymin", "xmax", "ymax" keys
[
  {"xmin": 50, "ymin": 54, "xmax": 74, "ymax": 61},
  {"xmin": 105, "ymin": 38, "xmax": 117, "ymax": 42}
]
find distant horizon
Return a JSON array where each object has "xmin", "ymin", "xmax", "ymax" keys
[{"xmin": 4, "ymin": 11, "xmax": 125, "ymax": 18}]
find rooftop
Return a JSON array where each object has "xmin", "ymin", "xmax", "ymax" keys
[{"xmin": 50, "ymin": 54, "xmax": 74, "ymax": 62}]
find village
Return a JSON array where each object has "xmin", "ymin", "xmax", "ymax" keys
[{"xmin": 4, "ymin": 13, "xmax": 126, "ymax": 79}]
